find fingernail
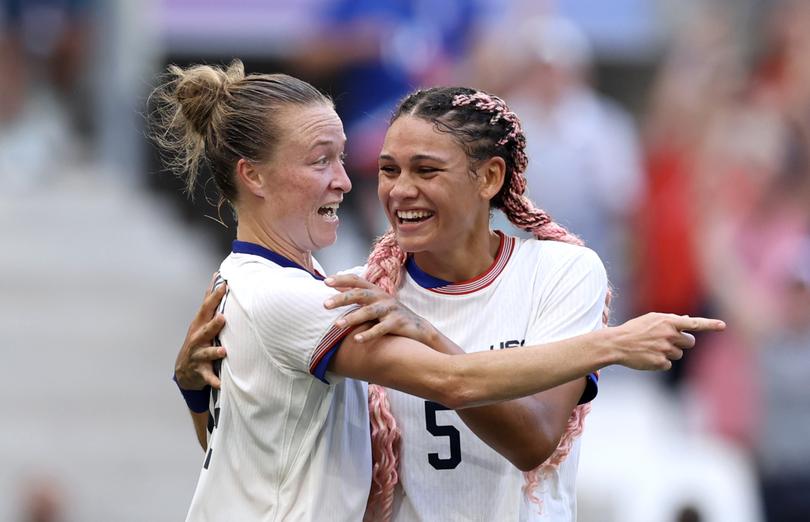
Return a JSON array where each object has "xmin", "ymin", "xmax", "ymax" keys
[
  {"xmin": 325, "ymin": 277, "xmax": 335, "ymax": 285},
  {"xmin": 324, "ymin": 299, "xmax": 334, "ymax": 308},
  {"xmin": 355, "ymin": 334, "xmax": 364, "ymax": 342},
  {"xmin": 336, "ymin": 318, "xmax": 346, "ymax": 327}
]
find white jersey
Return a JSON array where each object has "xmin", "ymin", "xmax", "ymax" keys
[
  {"xmin": 389, "ymin": 233, "xmax": 606, "ymax": 522},
  {"xmin": 185, "ymin": 241, "xmax": 371, "ymax": 522}
]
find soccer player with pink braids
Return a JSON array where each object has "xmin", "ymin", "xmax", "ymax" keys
[
  {"xmin": 313, "ymin": 87, "xmax": 611, "ymax": 521},
  {"xmin": 170, "ymin": 73, "xmax": 725, "ymax": 521},
  {"xmin": 334, "ymin": 86, "xmax": 619, "ymax": 521}
]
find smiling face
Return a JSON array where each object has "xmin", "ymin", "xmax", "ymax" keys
[
  {"xmin": 256, "ymin": 104, "xmax": 350, "ymax": 253},
  {"xmin": 378, "ymin": 115, "xmax": 494, "ymax": 256}
]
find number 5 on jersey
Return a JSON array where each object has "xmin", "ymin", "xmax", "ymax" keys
[{"xmin": 424, "ymin": 401, "xmax": 461, "ymax": 469}]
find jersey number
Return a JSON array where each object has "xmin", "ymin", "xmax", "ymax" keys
[{"xmin": 424, "ymin": 401, "xmax": 461, "ymax": 469}]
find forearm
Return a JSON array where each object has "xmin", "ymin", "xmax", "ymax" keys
[
  {"xmin": 456, "ymin": 400, "xmax": 562, "ymax": 469},
  {"xmin": 191, "ymin": 411, "xmax": 208, "ymax": 451},
  {"xmin": 443, "ymin": 329, "xmax": 615, "ymax": 408},
  {"xmin": 335, "ymin": 327, "xmax": 617, "ymax": 410},
  {"xmin": 455, "ymin": 379, "xmax": 586, "ymax": 470},
  {"xmin": 422, "ymin": 328, "xmax": 463, "ymax": 355},
  {"xmin": 426, "ymin": 326, "xmax": 593, "ymax": 468}
]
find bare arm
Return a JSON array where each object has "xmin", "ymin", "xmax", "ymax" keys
[
  {"xmin": 455, "ymin": 384, "xmax": 584, "ymax": 471},
  {"xmin": 410, "ymin": 305, "xmax": 591, "ymax": 471},
  {"xmin": 397, "ymin": 325, "xmax": 586, "ymax": 470},
  {"xmin": 330, "ymin": 325, "xmax": 617, "ymax": 409},
  {"xmin": 328, "ymin": 310, "xmax": 720, "ymax": 410},
  {"xmin": 325, "ymin": 274, "xmax": 723, "ymax": 469}
]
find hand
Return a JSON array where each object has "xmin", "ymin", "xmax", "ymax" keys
[
  {"xmin": 609, "ymin": 313, "xmax": 726, "ymax": 371},
  {"xmin": 174, "ymin": 274, "xmax": 228, "ymax": 390},
  {"xmin": 324, "ymin": 274, "xmax": 437, "ymax": 346}
]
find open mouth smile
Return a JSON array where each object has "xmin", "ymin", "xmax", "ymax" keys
[
  {"xmin": 317, "ymin": 202, "xmax": 340, "ymax": 221},
  {"xmin": 396, "ymin": 209, "xmax": 435, "ymax": 225}
]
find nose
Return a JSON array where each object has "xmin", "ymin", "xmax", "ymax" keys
[
  {"xmin": 332, "ymin": 161, "xmax": 352, "ymax": 193},
  {"xmin": 388, "ymin": 171, "xmax": 418, "ymax": 201}
]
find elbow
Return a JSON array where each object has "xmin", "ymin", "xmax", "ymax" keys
[
  {"xmin": 511, "ymin": 443, "xmax": 557, "ymax": 472},
  {"xmin": 514, "ymin": 422, "xmax": 566, "ymax": 471},
  {"xmin": 504, "ymin": 425, "xmax": 563, "ymax": 471}
]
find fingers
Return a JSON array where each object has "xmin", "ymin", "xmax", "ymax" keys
[
  {"xmin": 198, "ymin": 367, "xmax": 222, "ymax": 389},
  {"xmin": 205, "ymin": 272, "xmax": 219, "ymax": 295},
  {"xmin": 672, "ymin": 315, "xmax": 726, "ymax": 332},
  {"xmin": 336, "ymin": 303, "xmax": 391, "ymax": 329},
  {"xmin": 324, "ymin": 288, "xmax": 380, "ymax": 309},
  {"xmin": 324, "ymin": 274, "xmax": 372, "ymax": 290},
  {"xmin": 673, "ymin": 331, "xmax": 696, "ymax": 349},
  {"xmin": 184, "ymin": 282, "xmax": 226, "ymax": 339},
  {"xmin": 196, "ymin": 283, "xmax": 227, "ymax": 326},
  {"xmin": 190, "ymin": 314, "xmax": 226, "ymax": 346},
  {"xmin": 190, "ymin": 345, "xmax": 227, "ymax": 363},
  {"xmin": 353, "ymin": 321, "xmax": 393, "ymax": 344}
]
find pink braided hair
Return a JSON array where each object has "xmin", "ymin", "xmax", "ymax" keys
[
  {"xmin": 452, "ymin": 91, "xmax": 611, "ymax": 506},
  {"xmin": 363, "ymin": 233, "xmax": 406, "ymax": 522},
  {"xmin": 362, "ymin": 88, "xmax": 611, "ymax": 519}
]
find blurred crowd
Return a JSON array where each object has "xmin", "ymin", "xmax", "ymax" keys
[{"xmin": 2, "ymin": 0, "xmax": 808, "ymax": 521}]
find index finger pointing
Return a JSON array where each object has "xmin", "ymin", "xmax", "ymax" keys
[{"xmin": 675, "ymin": 316, "xmax": 726, "ymax": 332}]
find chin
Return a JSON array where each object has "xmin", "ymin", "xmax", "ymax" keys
[
  {"xmin": 312, "ymin": 233, "xmax": 338, "ymax": 251},
  {"xmin": 395, "ymin": 235, "xmax": 434, "ymax": 254}
]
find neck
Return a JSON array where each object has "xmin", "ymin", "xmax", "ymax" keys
[
  {"xmin": 412, "ymin": 229, "xmax": 501, "ymax": 282},
  {"xmin": 236, "ymin": 214, "xmax": 314, "ymax": 273}
]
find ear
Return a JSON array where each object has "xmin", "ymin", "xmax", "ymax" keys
[
  {"xmin": 477, "ymin": 156, "xmax": 506, "ymax": 202},
  {"xmin": 235, "ymin": 158, "xmax": 266, "ymax": 199}
]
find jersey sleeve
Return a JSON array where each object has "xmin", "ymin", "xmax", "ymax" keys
[
  {"xmin": 249, "ymin": 271, "xmax": 357, "ymax": 384},
  {"xmin": 525, "ymin": 247, "xmax": 608, "ymax": 404}
]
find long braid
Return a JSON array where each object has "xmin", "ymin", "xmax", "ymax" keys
[
  {"xmin": 363, "ymin": 232, "xmax": 405, "ymax": 522},
  {"xmin": 452, "ymin": 91, "xmax": 610, "ymax": 506}
]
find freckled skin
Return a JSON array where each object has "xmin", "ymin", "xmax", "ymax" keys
[{"xmin": 244, "ymin": 105, "xmax": 351, "ymax": 265}]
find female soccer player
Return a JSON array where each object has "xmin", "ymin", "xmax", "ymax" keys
[
  {"xmin": 329, "ymin": 87, "xmax": 652, "ymax": 521},
  {"xmin": 161, "ymin": 62, "xmax": 723, "ymax": 521}
]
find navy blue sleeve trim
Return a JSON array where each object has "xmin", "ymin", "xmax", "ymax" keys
[{"xmin": 311, "ymin": 340, "xmax": 344, "ymax": 385}]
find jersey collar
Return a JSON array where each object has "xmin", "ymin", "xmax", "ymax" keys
[
  {"xmin": 405, "ymin": 231, "xmax": 516, "ymax": 295},
  {"xmin": 232, "ymin": 240, "xmax": 325, "ymax": 280}
]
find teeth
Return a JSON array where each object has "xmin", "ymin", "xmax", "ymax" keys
[
  {"xmin": 396, "ymin": 210, "xmax": 433, "ymax": 220},
  {"xmin": 318, "ymin": 203, "xmax": 339, "ymax": 216}
]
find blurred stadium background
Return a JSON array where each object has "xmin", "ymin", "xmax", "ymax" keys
[{"xmin": 2, "ymin": 0, "xmax": 808, "ymax": 520}]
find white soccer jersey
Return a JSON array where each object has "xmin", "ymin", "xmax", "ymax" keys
[
  {"xmin": 388, "ymin": 232, "xmax": 606, "ymax": 522},
  {"xmin": 185, "ymin": 241, "xmax": 371, "ymax": 522}
]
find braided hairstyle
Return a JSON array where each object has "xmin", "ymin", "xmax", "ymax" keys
[{"xmin": 364, "ymin": 87, "xmax": 611, "ymax": 519}]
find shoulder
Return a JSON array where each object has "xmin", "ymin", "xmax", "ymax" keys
[
  {"xmin": 513, "ymin": 238, "xmax": 607, "ymax": 298},
  {"xmin": 516, "ymin": 237, "xmax": 604, "ymax": 273},
  {"xmin": 221, "ymin": 254, "xmax": 338, "ymax": 315}
]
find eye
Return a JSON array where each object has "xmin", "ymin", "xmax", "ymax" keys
[
  {"xmin": 417, "ymin": 166, "xmax": 441, "ymax": 175},
  {"xmin": 339, "ymin": 152, "xmax": 347, "ymax": 165},
  {"xmin": 379, "ymin": 164, "xmax": 399, "ymax": 176},
  {"xmin": 313, "ymin": 156, "xmax": 329, "ymax": 166}
]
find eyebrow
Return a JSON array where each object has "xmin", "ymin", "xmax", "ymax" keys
[
  {"xmin": 378, "ymin": 153, "xmax": 447, "ymax": 163},
  {"xmin": 308, "ymin": 137, "xmax": 346, "ymax": 151}
]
